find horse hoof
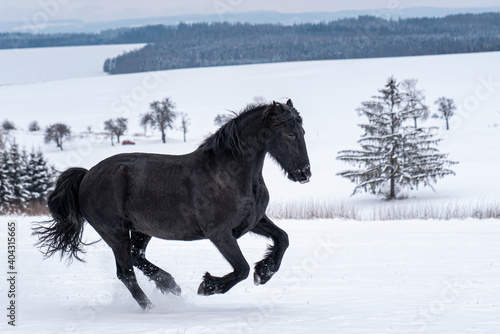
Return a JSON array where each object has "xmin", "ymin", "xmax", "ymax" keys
[
  {"xmin": 254, "ymin": 272, "xmax": 263, "ymax": 285},
  {"xmin": 253, "ymin": 271, "xmax": 273, "ymax": 285},
  {"xmin": 158, "ymin": 284, "xmax": 182, "ymax": 296},
  {"xmin": 197, "ymin": 272, "xmax": 220, "ymax": 296},
  {"xmin": 140, "ymin": 300, "xmax": 155, "ymax": 311},
  {"xmin": 172, "ymin": 285, "xmax": 182, "ymax": 296},
  {"xmin": 254, "ymin": 261, "xmax": 275, "ymax": 285},
  {"xmin": 151, "ymin": 272, "xmax": 182, "ymax": 296}
]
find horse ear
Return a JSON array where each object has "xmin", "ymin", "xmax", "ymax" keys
[
  {"xmin": 286, "ymin": 99, "xmax": 294, "ymax": 108},
  {"xmin": 272, "ymin": 101, "xmax": 283, "ymax": 114}
]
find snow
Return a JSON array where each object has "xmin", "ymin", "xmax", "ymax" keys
[
  {"xmin": 0, "ymin": 46, "xmax": 500, "ymax": 202},
  {"xmin": 1, "ymin": 49, "xmax": 500, "ymax": 203},
  {"xmin": 0, "ymin": 45, "xmax": 500, "ymax": 333},
  {"xmin": 1, "ymin": 216, "xmax": 500, "ymax": 333}
]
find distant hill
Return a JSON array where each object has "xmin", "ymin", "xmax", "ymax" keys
[
  {"xmin": 102, "ymin": 13, "xmax": 500, "ymax": 75},
  {"xmin": 1, "ymin": 7, "xmax": 499, "ymax": 34}
]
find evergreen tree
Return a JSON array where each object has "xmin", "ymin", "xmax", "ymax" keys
[
  {"xmin": 337, "ymin": 77, "xmax": 457, "ymax": 199},
  {"xmin": 4, "ymin": 142, "xmax": 29, "ymax": 210},
  {"xmin": 0, "ymin": 150, "xmax": 9, "ymax": 211},
  {"xmin": 24, "ymin": 149, "xmax": 54, "ymax": 204},
  {"xmin": 37, "ymin": 150, "xmax": 55, "ymax": 200},
  {"xmin": 141, "ymin": 98, "xmax": 177, "ymax": 143}
]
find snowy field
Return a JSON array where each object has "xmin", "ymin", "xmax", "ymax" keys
[
  {"xmin": 1, "ymin": 216, "xmax": 500, "ymax": 333},
  {"xmin": 0, "ymin": 45, "xmax": 500, "ymax": 333},
  {"xmin": 1, "ymin": 47, "xmax": 500, "ymax": 206}
]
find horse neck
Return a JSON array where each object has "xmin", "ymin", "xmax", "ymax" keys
[
  {"xmin": 237, "ymin": 122, "xmax": 270, "ymax": 175},
  {"xmin": 226, "ymin": 141, "xmax": 268, "ymax": 178}
]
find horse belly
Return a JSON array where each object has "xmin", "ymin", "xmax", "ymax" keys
[{"xmin": 126, "ymin": 191, "xmax": 206, "ymax": 241}]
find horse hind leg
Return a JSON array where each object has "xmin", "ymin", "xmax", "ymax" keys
[
  {"xmin": 131, "ymin": 231, "xmax": 181, "ymax": 296},
  {"xmin": 88, "ymin": 219, "xmax": 152, "ymax": 310},
  {"xmin": 109, "ymin": 232, "xmax": 152, "ymax": 310}
]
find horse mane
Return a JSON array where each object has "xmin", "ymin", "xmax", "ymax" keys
[
  {"xmin": 199, "ymin": 104, "xmax": 268, "ymax": 156},
  {"xmin": 198, "ymin": 116, "xmax": 246, "ymax": 156},
  {"xmin": 199, "ymin": 102, "xmax": 300, "ymax": 156}
]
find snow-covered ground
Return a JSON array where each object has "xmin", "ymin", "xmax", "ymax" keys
[
  {"xmin": 0, "ymin": 45, "xmax": 499, "ymax": 333},
  {"xmin": 1, "ymin": 47, "xmax": 500, "ymax": 204},
  {"xmin": 1, "ymin": 216, "xmax": 500, "ymax": 333}
]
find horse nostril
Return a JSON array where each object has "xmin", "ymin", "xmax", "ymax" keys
[{"xmin": 297, "ymin": 166, "xmax": 311, "ymax": 184}]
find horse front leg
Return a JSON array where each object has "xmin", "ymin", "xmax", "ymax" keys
[
  {"xmin": 198, "ymin": 233, "xmax": 250, "ymax": 296},
  {"xmin": 251, "ymin": 215, "xmax": 289, "ymax": 285}
]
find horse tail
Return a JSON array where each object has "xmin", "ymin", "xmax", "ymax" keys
[{"xmin": 33, "ymin": 167, "xmax": 89, "ymax": 262}]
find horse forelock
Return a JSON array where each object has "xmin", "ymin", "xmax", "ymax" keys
[{"xmin": 262, "ymin": 102, "xmax": 301, "ymax": 128}]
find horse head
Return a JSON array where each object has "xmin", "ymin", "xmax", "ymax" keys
[{"xmin": 265, "ymin": 99, "xmax": 311, "ymax": 184}]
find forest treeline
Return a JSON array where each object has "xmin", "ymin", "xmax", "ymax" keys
[
  {"xmin": 103, "ymin": 13, "xmax": 500, "ymax": 74},
  {"xmin": 1, "ymin": 13, "xmax": 500, "ymax": 74}
]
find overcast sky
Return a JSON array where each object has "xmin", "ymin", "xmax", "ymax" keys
[{"xmin": 1, "ymin": 0, "xmax": 499, "ymax": 22}]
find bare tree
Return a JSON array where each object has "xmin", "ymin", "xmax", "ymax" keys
[
  {"xmin": 104, "ymin": 118, "xmax": 128, "ymax": 145},
  {"xmin": 104, "ymin": 119, "xmax": 116, "ymax": 146},
  {"xmin": 253, "ymin": 96, "xmax": 268, "ymax": 104},
  {"xmin": 433, "ymin": 97, "xmax": 457, "ymax": 130},
  {"xmin": 114, "ymin": 118, "xmax": 128, "ymax": 144},
  {"xmin": 44, "ymin": 123, "xmax": 71, "ymax": 150},
  {"xmin": 28, "ymin": 120, "xmax": 41, "ymax": 132},
  {"xmin": 214, "ymin": 113, "xmax": 232, "ymax": 127},
  {"xmin": 179, "ymin": 112, "xmax": 190, "ymax": 142},
  {"xmin": 400, "ymin": 79, "xmax": 429, "ymax": 128},
  {"xmin": 141, "ymin": 98, "xmax": 177, "ymax": 143},
  {"xmin": 2, "ymin": 120, "xmax": 15, "ymax": 132}
]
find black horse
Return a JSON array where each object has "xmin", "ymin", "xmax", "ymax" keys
[{"xmin": 34, "ymin": 100, "xmax": 311, "ymax": 310}]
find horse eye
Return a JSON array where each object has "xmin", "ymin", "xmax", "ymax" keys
[{"xmin": 287, "ymin": 133, "xmax": 297, "ymax": 141}]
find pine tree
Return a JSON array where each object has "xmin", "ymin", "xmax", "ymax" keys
[
  {"xmin": 0, "ymin": 150, "xmax": 10, "ymax": 212},
  {"xmin": 35, "ymin": 149, "xmax": 55, "ymax": 201},
  {"xmin": 24, "ymin": 149, "xmax": 52, "ymax": 204},
  {"xmin": 4, "ymin": 142, "xmax": 29, "ymax": 210},
  {"xmin": 337, "ymin": 76, "xmax": 457, "ymax": 199}
]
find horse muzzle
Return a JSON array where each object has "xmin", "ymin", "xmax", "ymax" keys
[{"xmin": 288, "ymin": 165, "xmax": 311, "ymax": 184}]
